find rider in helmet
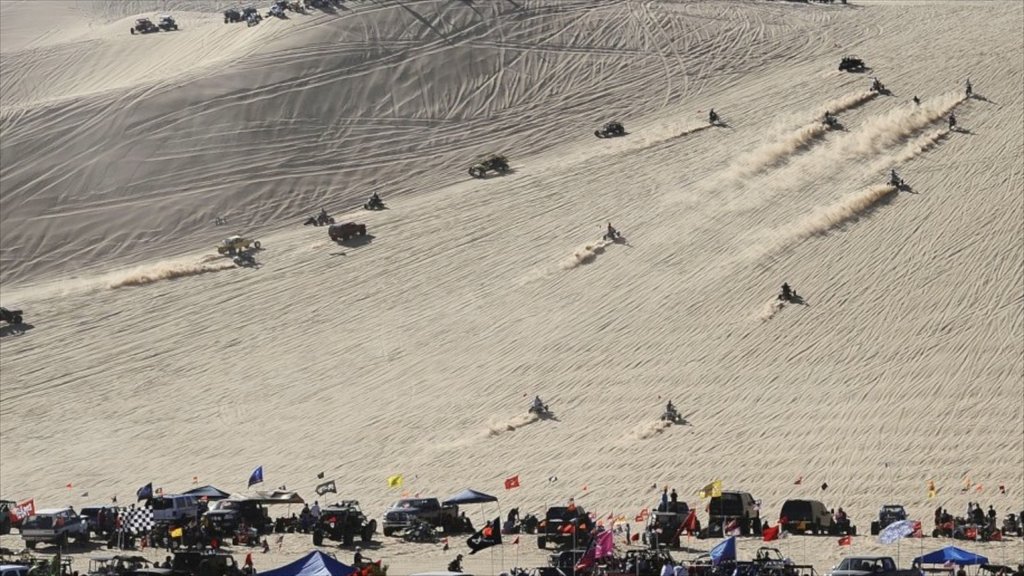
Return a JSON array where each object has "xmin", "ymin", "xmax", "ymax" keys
[
  {"xmin": 965, "ymin": 79, "xmax": 972, "ymax": 98},
  {"xmin": 532, "ymin": 396, "xmax": 545, "ymax": 413},
  {"xmin": 823, "ymin": 110, "xmax": 835, "ymax": 126},
  {"xmin": 606, "ymin": 222, "xmax": 618, "ymax": 239},
  {"xmin": 370, "ymin": 192, "xmax": 382, "ymax": 207},
  {"xmin": 709, "ymin": 108, "xmax": 718, "ymax": 124},
  {"xmin": 780, "ymin": 283, "xmax": 793, "ymax": 301},
  {"xmin": 666, "ymin": 400, "xmax": 676, "ymax": 415},
  {"xmin": 890, "ymin": 169, "xmax": 900, "ymax": 186},
  {"xmin": 948, "ymin": 112, "xmax": 957, "ymax": 129}
]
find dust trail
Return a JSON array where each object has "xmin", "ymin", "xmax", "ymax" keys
[
  {"xmin": 734, "ymin": 123, "xmax": 830, "ymax": 176},
  {"xmin": 632, "ymin": 419, "xmax": 672, "ymax": 439},
  {"xmin": 484, "ymin": 412, "xmax": 539, "ymax": 437},
  {"xmin": 561, "ymin": 238, "xmax": 611, "ymax": 269},
  {"xmin": 107, "ymin": 255, "xmax": 237, "ymax": 289},
  {"xmin": 758, "ymin": 299, "xmax": 785, "ymax": 322},
  {"xmin": 815, "ymin": 90, "xmax": 879, "ymax": 117},
  {"xmin": 758, "ymin": 184, "xmax": 898, "ymax": 258},
  {"xmin": 833, "ymin": 92, "xmax": 963, "ymax": 159},
  {"xmin": 871, "ymin": 127, "xmax": 951, "ymax": 171}
]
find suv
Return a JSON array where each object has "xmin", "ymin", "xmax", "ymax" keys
[
  {"xmin": 707, "ymin": 491, "xmax": 761, "ymax": 536},
  {"xmin": 870, "ymin": 505, "xmax": 907, "ymax": 535},
  {"xmin": 80, "ymin": 505, "xmax": 120, "ymax": 538},
  {"xmin": 148, "ymin": 495, "xmax": 200, "ymax": 524},
  {"xmin": 648, "ymin": 501, "xmax": 692, "ymax": 548},
  {"xmin": 381, "ymin": 498, "xmax": 459, "ymax": 536},
  {"xmin": 778, "ymin": 500, "xmax": 833, "ymax": 535},
  {"xmin": 21, "ymin": 508, "xmax": 90, "ymax": 549},
  {"xmin": 537, "ymin": 506, "xmax": 590, "ymax": 550},
  {"xmin": 203, "ymin": 500, "xmax": 272, "ymax": 538},
  {"xmin": 312, "ymin": 501, "xmax": 377, "ymax": 546}
]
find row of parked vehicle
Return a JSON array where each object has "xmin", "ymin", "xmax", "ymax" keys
[{"xmin": 130, "ymin": 15, "xmax": 178, "ymax": 35}]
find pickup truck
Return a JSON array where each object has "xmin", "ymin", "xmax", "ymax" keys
[
  {"xmin": 21, "ymin": 508, "xmax": 90, "ymax": 549},
  {"xmin": 826, "ymin": 556, "xmax": 922, "ymax": 576},
  {"xmin": 381, "ymin": 498, "xmax": 459, "ymax": 536}
]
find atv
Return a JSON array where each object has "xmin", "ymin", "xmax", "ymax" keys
[
  {"xmin": 364, "ymin": 195, "xmax": 386, "ymax": 211},
  {"xmin": 839, "ymin": 56, "xmax": 865, "ymax": 72},
  {"xmin": 594, "ymin": 121, "xmax": 625, "ymax": 138},
  {"xmin": 157, "ymin": 15, "xmax": 179, "ymax": 31},
  {"xmin": 131, "ymin": 18, "xmax": 160, "ymax": 35},
  {"xmin": 304, "ymin": 212, "xmax": 335, "ymax": 226},
  {"xmin": 468, "ymin": 154, "xmax": 510, "ymax": 178},
  {"xmin": 1, "ymin": 307, "xmax": 24, "ymax": 325}
]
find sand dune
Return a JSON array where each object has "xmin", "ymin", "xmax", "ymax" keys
[{"xmin": 1, "ymin": 1, "xmax": 1022, "ymax": 574}]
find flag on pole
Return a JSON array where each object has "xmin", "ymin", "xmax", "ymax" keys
[
  {"xmin": 466, "ymin": 517, "xmax": 502, "ymax": 554},
  {"xmin": 838, "ymin": 535, "xmax": 852, "ymax": 546},
  {"xmin": 136, "ymin": 483, "xmax": 153, "ymax": 502},
  {"xmin": 387, "ymin": 474, "xmax": 403, "ymax": 488},
  {"xmin": 504, "ymin": 475, "xmax": 520, "ymax": 490},
  {"xmin": 248, "ymin": 466, "xmax": 264, "ymax": 488},
  {"xmin": 315, "ymin": 480, "xmax": 337, "ymax": 496}
]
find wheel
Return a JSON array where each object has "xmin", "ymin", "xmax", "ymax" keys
[
  {"xmin": 383, "ymin": 528, "xmax": 395, "ymax": 537},
  {"xmin": 870, "ymin": 522, "xmax": 879, "ymax": 535},
  {"xmin": 131, "ymin": 28, "xmax": 136, "ymax": 34},
  {"xmin": 12, "ymin": 315, "xmax": 22, "ymax": 324},
  {"xmin": 850, "ymin": 526, "xmax": 857, "ymax": 536},
  {"xmin": 594, "ymin": 130, "xmax": 604, "ymax": 138},
  {"xmin": 76, "ymin": 531, "xmax": 89, "ymax": 545},
  {"xmin": 172, "ymin": 25, "xmax": 178, "ymax": 30},
  {"xmin": 468, "ymin": 168, "xmax": 482, "ymax": 178},
  {"xmin": 27, "ymin": 541, "xmax": 37, "ymax": 550},
  {"xmin": 312, "ymin": 530, "xmax": 323, "ymax": 546},
  {"xmin": 253, "ymin": 240, "xmax": 261, "ymax": 250},
  {"xmin": 343, "ymin": 531, "xmax": 354, "ymax": 546},
  {"xmin": 536, "ymin": 536, "xmax": 545, "ymax": 549},
  {"xmin": 358, "ymin": 226, "xmax": 366, "ymax": 236},
  {"xmin": 362, "ymin": 520, "xmax": 376, "ymax": 543}
]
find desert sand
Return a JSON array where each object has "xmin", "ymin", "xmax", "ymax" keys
[{"xmin": 1, "ymin": 0, "xmax": 1022, "ymax": 573}]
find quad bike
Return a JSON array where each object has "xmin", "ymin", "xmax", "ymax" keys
[
  {"xmin": 889, "ymin": 171, "xmax": 905, "ymax": 189},
  {"xmin": 594, "ymin": 121, "xmax": 625, "ymax": 138},
  {"xmin": 709, "ymin": 110, "xmax": 720, "ymax": 125},
  {"xmin": 822, "ymin": 114, "xmax": 841, "ymax": 130},
  {"xmin": 778, "ymin": 284, "xmax": 798, "ymax": 302},
  {"xmin": 1, "ymin": 307, "xmax": 24, "ymax": 325},
  {"xmin": 468, "ymin": 154, "xmax": 510, "ymax": 178},
  {"xmin": 364, "ymin": 196, "xmax": 386, "ymax": 211},
  {"xmin": 869, "ymin": 78, "xmax": 890, "ymax": 95},
  {"xmin": 528, "ymin": 403, "xmax": 551, "ymax": 417},
  {"xmin": 603, "ymin": 227, "xmax": 624, "ymax": 242},
  {"xmin": 661, "ymin": 406, "xmax": 682, "ymax": 424},
  {"xmin": 304, "ymin": 212, "xmax": 334, "ymax": 226}
]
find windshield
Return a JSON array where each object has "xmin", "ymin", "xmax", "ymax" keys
[{"xmin": 23, "ymin": 515, "xmax": 54, "ymax": 529}]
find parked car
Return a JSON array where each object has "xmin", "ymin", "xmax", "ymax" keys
[
  {"xmin": 707, "ymin": 491, "xmax": 761, "ymax": 536},
  {"xmin": 382, "ymin": 498, "xmax": 459, "ymax": 536},
  {"xmin": 778, "ymin": 499, "xmax": 854, "ymax": 535},
  {"xmin": 80, "ymin": 505, "xmax": 120, "ymax": 538},
  {"xmin": 147, "ymin": 495, "xmax": 200, "ymax": 524},
  {"xmin": 21, "ymin": 508, "xmax": 89, "ymax": 549}
]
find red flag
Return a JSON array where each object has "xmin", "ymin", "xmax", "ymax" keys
[
  {"xmin": 763, "ymin": 525, "xmax": 780, "ymax": 541},
  {"xmin": 911, "ymin": 520, "xmax": 923, "ymax": 538},
  {"xmin": 10, "ymin": 499, "xmax": 35, "ymax": 522},
  {"xmin": 838, "ymin": 535, "xmax": 852, "ymax": 546},
  {"xmin": 631, "ymin": 533, "xmax": 640, "ymax": 542},
  {"xmin": 990, "ymin": 530, "xmax": 1002, "ymax": 542},
  {"xmin": 725, "ymin": 519, "xmax": 740, "ymax": 534},
  {"xmin": 794, "ymin": 476, "xmax": 802, "ymax": 485},
  {"xmin": 244, "ymin": 553, "xmax": 253, "ymax": 567},
  {"xmin": 512, "ymin": 536, "xmax": 520, "ymax": 545},
  {"xmin": 560, "ymin": 523, "xmax": 575, "ymax": 534},
  {"xmin": 504, "ymin": 475, "xmax": 520, "ymax": 490},
  {"xmin": 66, "ymin": 483, "xmax": 73, "ymax": 489},
  {"xmin": 965, "ymin": 527, "xmax": 978, "ymax": 540},
  {"xmin": 682, "ymin": 510, "xmax": 698, "ymax": 533}
]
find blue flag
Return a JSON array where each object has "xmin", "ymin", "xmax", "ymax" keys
[
  {"xmin": 710, "ymin": 536, "xmax": 736, "ymax": 565},
  {"xmin": 248, "ymin": 466, "xmax": 264, "ymax": 488},
  {"xmin": 136, "ymin": 482, "xmax": 153, "ymax": 502}
]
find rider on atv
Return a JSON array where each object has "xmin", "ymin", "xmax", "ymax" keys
[
  {"xmin": 369, "ymin": 192, "xmax": 383, "ymax": 207},
  {"xmin": 531, "ymin": 396, "xmax": 546, "ymax": 413},
  {"xmin": 965, "ymin": 79, "xmax": 973, "ymax": 98},
  {"xmin": 780, "ymin": 283, "xmax": 793, "ymax": 301},
  {"xmin": 823, "ymin": 110, "xmax": 837, "ymax": 127},
  {"xmin": 870, "ymin": 77, "xmax": 884, "ymax": 92},
  {"xmin": 709, "ymin": 108, "xmax": 719, "ymax": 124},
  {"xmin": 948, "ymin": 112, "xmax": 957, "ymax": 129},
  {"xmin": 890, "ymin": 169, "xmax": 902, "ymax": 187}
]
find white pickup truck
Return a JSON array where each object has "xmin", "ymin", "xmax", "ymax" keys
[
  {"xmin": 826, "ymin": 557, "xmax": 922, "ymax": 576},
  {"xmin": 21, "ymin": 508, "xmax": 89, "ymax": 549}
]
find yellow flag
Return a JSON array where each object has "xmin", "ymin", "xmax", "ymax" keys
[
  {"xmin": 387, "ymin": 474, "xmax": 403, "ymax": 488},
  {"xmin": 927, "ymin": 480, "xmax": 937, "ymax": 499},
  {"xmin": 170, "ymin": 527, "xmax": 183, "ymax": 538},
  {"xmin": 698, "ymin": 480, "xmax": 723, "ymax": 499}
]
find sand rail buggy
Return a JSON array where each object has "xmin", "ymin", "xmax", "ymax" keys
[
  {"xmin": 157, "ymin": 15, "xmax": 179, "ymax": 31},
  {"xmin": 131, "ymin": 18, "xmax": 160, "ymax": 34},
  {"xmin": 217, "ymin": 235, "xmax": 261, "ymax": 255},
  {"xmin": 468, "ymin": 154, "xmax": 510, "ymax": 178},
  {"xmin": 328, "ymin": 222, "xmax": 367, "ymax": 243},
  {"xmin": 594, "ymin": 121, "xmax": 625, "ymax": 138},
  {"xmin": 839, "ymin": 56, "xmax": 865, "ymax": 72}
]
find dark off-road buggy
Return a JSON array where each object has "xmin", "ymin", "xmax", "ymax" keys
[
  {"xmin": 468, "ymin": 154, "xmax": 510, "ymax": 178},
  {"xmin": 157, "ymin": 15, "xmax": 179, "ymax": 31},
  {"xmin": 312, "ymin": 501, "xmax": 377, "ymax": 546},
  {"xmin": 594, "ymin": 121, "xmax": 626, "ymax": 138},
  {"xmin": 224, "ymin": 9, "xmax": 243, "ymax": 23},
  {"xmin": 838, "ymin": 56, "xmax": 865, "ymax": 72},
  {"xmin": 131, "ymin": 18, "xmax": 160, "ymax": 34},
  {"xmin": 1, "ymin": 307, "xmax": 24, "ymax": 325},
  {"xmin": 329, "ymin": 222, "xmax": 368, "ymax": 243}
]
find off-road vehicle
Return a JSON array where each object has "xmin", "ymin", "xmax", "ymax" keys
[
  {"xmin": 870, "ymin": 505, "xmax": 907, "ymax": 535},
  {"xmin": 21, "ymin": 508, "xmax": 89, "ymax": 549},
  {"xmin": 594, "ymin": 121, "xmax": 625, "ymax": 138},
  {"xmin": 157, "ymin": 15, "xmax": 179, "ymax": 31},
  {"xmin": 536, "ymin": 506, "xmax": 590, "ymax": 550},
  {"xmin": 328, "ymin": 222, "xmax": 367, "ymax": 243},
  {"xmin": 131, "ymin": 18, "xmax": 160, "ymax": 35},
  {"xmin": 312, "ymin": 501, "xmax": 377, "ymax": 546},
  {"xmin": 838, "ymin": 56, "xmax": 865, "ymax": 72},
  {"xmin": 1, "ymin": 307, "xmax": 23, "ymax": 325},
  {"xmin": 468, "ymin": 154, "xmax": 510, "ymax": 178},
  {"xmin": 382, "ymin": 498, "xmax": 459, "ymax": 537},
  {"xmin": 217, "ymin": 235, "xmax": 261, "ymax": 255}
]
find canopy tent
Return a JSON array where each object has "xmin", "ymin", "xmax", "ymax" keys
[
  {"xmin": 913, "ymin": 546, "xmax": 989, "ymax": 566},
  {"xmin": 182, "ymin": 485, "xmax": 231, "ymax": 500},
  {"xmin": 225, "ymin": 490, "xmax": 305, "ymax": 505},
  {"xmin": 260, "ymin": 551, "xmax": 356, "ymax": 576},
  {"xmin": 442, "ymin": 489, "xmax": 498, "ymax": 506}
]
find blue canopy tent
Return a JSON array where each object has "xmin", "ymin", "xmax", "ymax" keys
[
  {"xmin": 913, "ymin": 546, "xmax": 989, "ymax": 566},
  {"xmin": 260, "ymin": 551, "xmax": 356, "ymax": 576},
  {"xmin": 710, "ymin": 536, "xmax": 736, "ymax": 565}
]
